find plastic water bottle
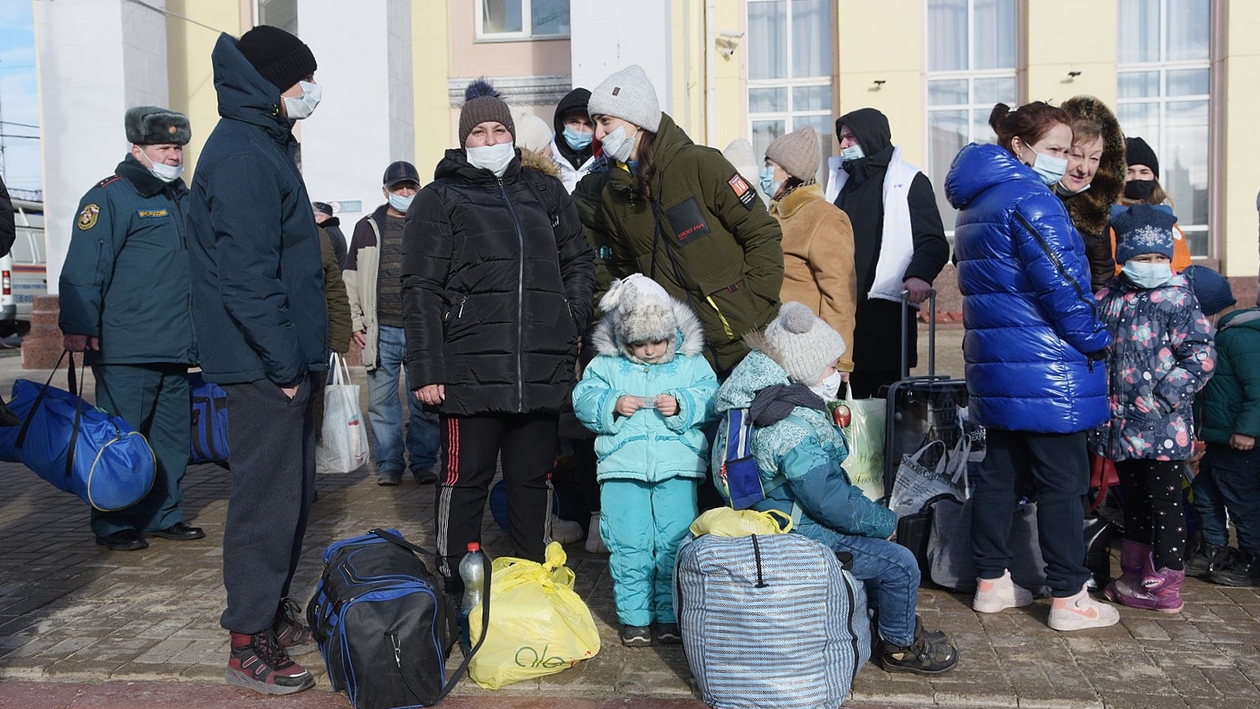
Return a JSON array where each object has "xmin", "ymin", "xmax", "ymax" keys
[{"xmin": 459, "ymin": 542, "xmax": 487, "ymax": 653}]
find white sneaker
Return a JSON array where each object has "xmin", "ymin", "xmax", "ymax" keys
[
  {"xmin": 972, "ymin": 570, "xmax": 1034, "ymax": 613},
  {"xmin": 1047, "ymin": 583, "xmax": 1120, "ymax": 631},
  {"xmin": 585, "ymin": 512, "xmax": 609, "ymax": 553},
  {"xmin": 551, "ymin": 516, "xmax": 584, "ymax": 544}
]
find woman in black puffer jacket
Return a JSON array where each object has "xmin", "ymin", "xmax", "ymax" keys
[{"xmin": 402, "ymin": 82, "xmax": 595, "ymax": 592}]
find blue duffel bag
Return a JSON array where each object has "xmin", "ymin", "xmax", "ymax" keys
[
  {"xmin": 188, "ymin": 371, "xmax": 229, "ymax": 464},
  {"xmin": 0, "ymin": 351, "xmax": 155, "ymax": 511}
]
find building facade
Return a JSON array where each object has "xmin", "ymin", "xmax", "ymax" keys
[{"xmin": 34, "ymin": 0, "xmax": 1260, "ymax": 292}]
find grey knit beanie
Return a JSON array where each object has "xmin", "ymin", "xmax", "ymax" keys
[
  {"xmin": 766, "ymin": 126, "xmax": 820, "ymax": 181},
  {"xmin": 511, "ymin": 109, "xmax": 553, "ymax": 154},
  {"xmin": 761, "ymin": 302, "xmax": 847, "ymax": 383},
  {"xmin": 587, "ymin": 65, "xmax": 662, "ymax": 133},
  {"xmin": 460, "ymin": 79, "xmax": 515, "ymax": 146}
]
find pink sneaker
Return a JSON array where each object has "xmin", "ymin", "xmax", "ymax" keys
[
  {"xmin": 1048, "ymin": 584, "xmax": 1120, "ymax": 631},
  {"xmin": 972, "ymin": 570, "xmax": 1033, "ymax": 613}
]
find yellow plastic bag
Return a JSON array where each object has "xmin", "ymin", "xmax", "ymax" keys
[
  {"xmin": 467, "ymin": 542, "xmax": 600, "ymax": 689},
  {"xmin": 688, "ymin": 507, "xmax": 793, "ymax": 537}
]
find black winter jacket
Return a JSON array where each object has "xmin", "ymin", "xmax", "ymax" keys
[
  {"xmin": 402, "ymin": 150, "xmax": 595, "ymax": 415},
  {"xmin": 187, "ymin": 33, "xmax": 329, "ymax": 385}
]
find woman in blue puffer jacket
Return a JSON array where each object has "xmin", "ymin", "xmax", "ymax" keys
[{"xmin": 946, "ymin": 101, "xmax": 1117, "ymax": 631}]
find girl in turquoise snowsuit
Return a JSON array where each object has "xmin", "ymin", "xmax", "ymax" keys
[{"xmin": 573, "ymin": 274, "xmax": 717, "ymax": 647}]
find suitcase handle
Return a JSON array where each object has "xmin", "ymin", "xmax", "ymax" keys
[
  {"xmin": 901, "ymin": 289, "xmax": 937, "ymax": 380},
  {"xmin": 369, "ymin": 528, "xmax": 491, "ymax": 703}
]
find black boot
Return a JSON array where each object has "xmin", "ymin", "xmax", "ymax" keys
[{"xmin": 878, "ymin": 620, "xmax": 958, "ymax": 676}]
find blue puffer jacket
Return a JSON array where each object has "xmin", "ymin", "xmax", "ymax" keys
[
  {"xmin": 946, "ymin": 143, "xmax": 1110, "ymax": 434},
  {"xmin": 186, "ymin": 33, "xmax": 328, "ymax": 385},
  {"xmin": 712, "ymin": 350, "xmax": 895, "ymax": 541},
  {"xmin": 572, "ymin": 299, "xmax": 717, "ymax": 482}
]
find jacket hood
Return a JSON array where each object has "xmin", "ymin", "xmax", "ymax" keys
[
  {"xmin": 945, "ymin": 142, "xmax": 1044, "ymax": 209},
  {"xmin": 713, "ymin": 350, "xmax": 791, "ymax": 414},
  {"xmin": 590, "ymin": 295, "xmax": 706, "ymax": 363},
  {"xmin": 553, "ymin": 87, "xmax": 593, "ymax": 169},
  {"xmin": 433, "ymin": 147, "xmax": 522, "ymax": 184},
  {"xmin": 1058, "ymin": 95, "xmax": 1127, "ymax": 235},
  {"xmin": 836, "ymin": 108, "xmax": 892, "ymax": 157},
  {"xmin": 211, "ymin": 33, "xmax": 291, "ymax": 143},
  {"xmin": 519, "ymin": 147, "xmax": 560, "ymax": 178},
  {"xmin": 1219, "ymin": 307, "xmax": 1260, "ymax": 333}
]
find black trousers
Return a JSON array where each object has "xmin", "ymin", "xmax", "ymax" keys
[
  {"xmin": 435, "ymin": 412, "xmax": 557, "ymax": 590},
  {"xmin": 971, "ymin": 429, "xmax": 1091, "ymax": 596},
  {"xmin": 1115, "ymin": 458, "xmax": 1187, "ymax": 570},
  {"xmin": 219, "ymin": 375, "xmax": 316, "ymax": 634}
]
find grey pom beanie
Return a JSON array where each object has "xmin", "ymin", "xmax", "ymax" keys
[
  {"xmin": 761, "ymin": 302, "xmax": 847, "ymax": 383},
  {"xmin": 587, "ymin": 65, "xmax": 662, "ymax": 133}
]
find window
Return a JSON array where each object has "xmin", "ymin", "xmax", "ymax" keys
[
  {"xmin": 256, "ymin": 0, "xmax": 298, "ymax": 34},
  {"xmin": 1116, "ymin": 0, "xmax": 1211, "ymax": 256},
  {"xmin": 477, "ymin": 0, "xmax": 570, "ymax": 40},
  {"xmin": 925, "ymin": 0, "xmax": 1018, "ymax": 234},
  {"xmin": 746, "ymin": 0, "xmax": 834, "ymax": 184}
]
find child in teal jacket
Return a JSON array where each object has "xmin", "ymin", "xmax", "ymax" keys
[{"xmin": 572, "ymin": 274, "xmax": 717, "ymax": 647}]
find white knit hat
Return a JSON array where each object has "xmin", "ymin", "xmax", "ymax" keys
[
  {"xmin": 599, "ymin": 274, "xmax": 678, "ymax": 347},
  {"xmin": 761, "ymin": 302, "xmax": 847, "ymax": 383},
  {"xmin": 511, "ymin": 108, "xmax": 554, "ymax": 154},
  {"xmin": 587, "ymin": 65, "xmax": 662, "ymax": 133}
]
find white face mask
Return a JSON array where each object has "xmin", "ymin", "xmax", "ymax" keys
[
  {"xmin": 601, "ymin": 125, "xmax": 638, "ymax": 163},
  {"xmin": 809, "ymin": 370, "xmax": 843, "ymax": 402},
  {"xmin": 466, "ymin": 142, "xmax": 516, "ymax": 177},
  {"xmin": 137, "ymin": 148, "xmax": 183, "ymax": 183},
  {"xmin": 840, "ymin": 145, "xmax": 864, "ymax": 162},
  {"xmin": 282, "ymin": 81, "xmax": 322, "ymax": 120}
]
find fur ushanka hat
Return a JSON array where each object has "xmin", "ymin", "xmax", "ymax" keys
[{"xmin": 125, "ymin": 106, "xmax": 191, "ymax": 146}]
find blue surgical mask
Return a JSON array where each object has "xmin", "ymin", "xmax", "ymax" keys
[
  {"xmin": 466, "ymin": 142, "xmax": 516, "ymax": 177},
  {"xmin": 1022, "ymin": 149, "xmax": 1069, "ymax": 186},
  {"xmin": 282, "ymin": 81, "xmax": 322, "ymax": 120},
  {"xmin": 759, "ymin": 166, "xmax": 779, "ymax": 198},
  {"xmin": 601, "ymin": 125, "xmax": 638, "ymax": 163},
  {"xmin": 564, "ymin": 125, "xmax": 593, "ymax": 151},
  {"xmin": 840, "ymin": 145, "xmax": 864, "ymax": 162},
  {"xmin": 388, "ymin": 192, "xmax": 414, "ymax": 213},
  {"xmin": 1121, "ymin": 260, "xmax": 1174, "ymax": 289}
]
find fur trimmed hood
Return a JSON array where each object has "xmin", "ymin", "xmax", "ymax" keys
[
  {"xmin": 1059, "ymin": 95, "xmax": 1126, "ymax": 236},
  {"xmin": 519, "ymin": 147, "xmax": 560, "ymax": 178},
  {"xmin": 591, "ymin": 294, "xmax": 706, "ymax": 364}
]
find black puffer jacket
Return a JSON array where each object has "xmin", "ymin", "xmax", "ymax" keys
[{"xmin": 402, "ymin": 150, "xmax": 595, "ymax": 415}]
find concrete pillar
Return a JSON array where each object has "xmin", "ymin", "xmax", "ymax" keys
[
  {"xmin": 31, "ymin": 0, "xmax": 169, "ymax": 368},
  {"xmin": 570, "ymin": 1, "xmax": 672, "ymax": 115},
  {"xmin": 297, "ymin": 0, "xmax": 415, "ymax": 226}
]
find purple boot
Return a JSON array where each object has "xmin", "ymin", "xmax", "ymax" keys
[
  {"xmin": 1105, "ymin": 546, "xmax": 1185, "ymax": 614},
  {"xmin": 1103, "ymin": 540, "xmax": 1150, "ymax": 604}
]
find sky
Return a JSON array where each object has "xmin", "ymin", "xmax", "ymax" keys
[{"xmin": 0, "ymin": 0, "xmax": 41, "ymax": 198}]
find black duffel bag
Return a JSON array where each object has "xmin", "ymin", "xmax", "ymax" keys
[{"xmin": 306, "ymin": 528, "xmax": 489, "ymax": 708}]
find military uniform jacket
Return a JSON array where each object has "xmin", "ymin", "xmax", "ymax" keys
[{"xmin": 59, "ymin": 155, "xmax": 195, "ymax": 366}]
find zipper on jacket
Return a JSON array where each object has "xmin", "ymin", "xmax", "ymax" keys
[
  {"xmin": 498, "ymin": 178, "xmax": 526, "ymax": 411},
  {"xmin": 1013, "ymin": 212, "xmax": 1103, "ymax": 361}
]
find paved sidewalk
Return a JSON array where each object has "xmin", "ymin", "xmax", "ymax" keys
[{"xmin": 0, "ymin": 341, "xmax": 1259, "ymax": 708}]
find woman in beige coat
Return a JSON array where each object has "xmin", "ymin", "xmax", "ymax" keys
[{"xmin": 761, "ymin": 126, "xmax": 858, "ymax": 374}]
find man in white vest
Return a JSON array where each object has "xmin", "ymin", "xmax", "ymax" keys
[{"xmin": 825, "ymin": 108, "xmax": 949, "ymax": 398}]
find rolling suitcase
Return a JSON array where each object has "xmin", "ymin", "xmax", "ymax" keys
[{"xmin": 882, "ymin": 291, "xmax": 981, "ymax": 581}]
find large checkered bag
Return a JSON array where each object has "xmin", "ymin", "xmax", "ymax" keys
[{"xmin": 674, "ymin": 532, "xmax": 870, "ymax": 709}]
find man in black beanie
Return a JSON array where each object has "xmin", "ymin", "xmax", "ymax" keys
[{"xmin": 186, "ymin": 25, "xmax": 325, "ymax": 695}]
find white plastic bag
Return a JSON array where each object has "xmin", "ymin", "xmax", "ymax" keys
[{"xmin": 316, "ymin": 353, "xmax": 369, "ymax": 474}]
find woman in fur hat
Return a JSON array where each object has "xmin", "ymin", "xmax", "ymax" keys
[
  {"xmin": 1054, "ymin": 95, "xmax": 1127, "ymax": 292},
  {"xmin": 762, "ymin": 125, "xmax": 858, "ymax": 377},
  {"xmin": 572, "ymin": 274, "xmax": 718, "ymax": 647}
]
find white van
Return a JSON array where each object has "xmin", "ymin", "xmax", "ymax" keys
[{"xmin": 0, "ymin": 199, "xmax": 47, "ymax": 336}]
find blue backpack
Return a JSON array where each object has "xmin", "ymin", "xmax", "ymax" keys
[{"xmin": 716, "ymin": 408, "xmax": 771, "ymax": 509}]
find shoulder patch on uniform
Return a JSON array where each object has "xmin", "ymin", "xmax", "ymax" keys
[
  {"xmin": 96, "ymin": 175, "xmax": 122, "ymax": 188},
  {"xmin": 77, "ymin": 204, "xmax": 100, "ymax": 230},
  {"xmin": 728, "ymin": 174, "xmax": 755, "ymax": 210}
]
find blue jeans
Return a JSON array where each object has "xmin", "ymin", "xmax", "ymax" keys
[
  {"xmin": 796, "ymin": 519, "xmax": 918, "ymax": 647},
  {"xmin": 367, "ymin": 325, "xmax": 439, "ymax": 474},
  {"xmin": 1206, "ymin": 444, "xmax": 1260, "ymax": 554},
  {"xmin": 1191, "ymin": 457, "xmax": 1231, "ymax": 546}
]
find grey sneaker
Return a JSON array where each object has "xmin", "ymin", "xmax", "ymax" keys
[
  {"xmin": 620, "ymin": 624, "xmax": 651, "ymax": 647},
  {"xmin": 376, "ymin": 470, "xmax": 402, "ymax": 486},
  {"xmin": 412, "ymin": 467, "xmax": 437, "ymax": 485}
]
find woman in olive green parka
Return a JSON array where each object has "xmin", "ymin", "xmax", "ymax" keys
[{"xmin": 588, "ymin": 65, "xmax": 784, "ymax": 376}]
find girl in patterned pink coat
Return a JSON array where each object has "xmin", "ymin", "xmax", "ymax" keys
[{"xmin": 1094, "ymin": 204, "xmax": 1216, "ymax": 614}]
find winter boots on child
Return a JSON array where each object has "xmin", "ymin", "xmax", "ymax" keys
[{"xmin": 1103, "ymin": 540, "xmax": 1185, "ymax": 613}]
